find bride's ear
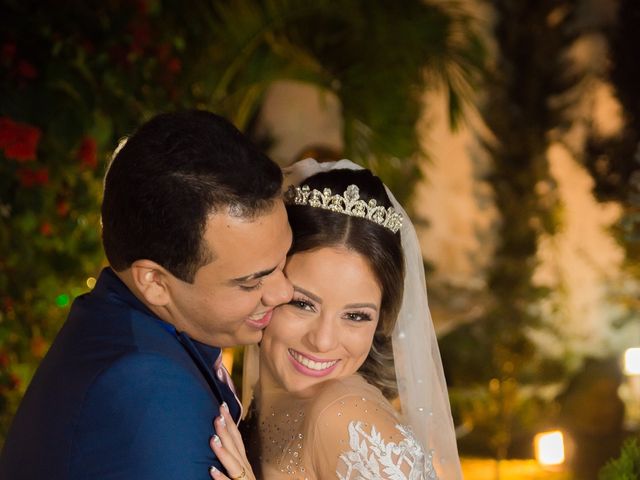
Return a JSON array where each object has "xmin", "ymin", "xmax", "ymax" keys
[{"xmin": 130, "ymin": 260, "xmax": 171, "ymax": 307}]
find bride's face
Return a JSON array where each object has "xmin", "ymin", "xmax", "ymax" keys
[{"xmin": 259, "ymin": 246, "xmax": 381, "ymax": 395}]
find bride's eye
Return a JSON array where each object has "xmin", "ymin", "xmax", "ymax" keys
[
  {"xmin": 288, "ymin": 298, "xmax": 315, "ymax": 312},
  {"xmin": 344, "ymin": 311, "xmax": 372, "ymax": 322}
]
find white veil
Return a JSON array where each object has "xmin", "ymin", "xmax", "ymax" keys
[{"xmin": 243, "ymin": 158, "xmax": 462, "ymax": 479}]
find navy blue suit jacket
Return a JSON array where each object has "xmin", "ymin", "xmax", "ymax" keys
[{"xmin": 0, "ymin": 268, "xmax": 241, "ymax": 479}]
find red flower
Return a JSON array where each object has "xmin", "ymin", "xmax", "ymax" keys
[
  {"xmin": 136, "ymin": 0, "xmax": 150, "ymax": 15},
  {"xmin": 2, "ymin": 297, "xmax": 13, "ymax": 313},
  {"xmin": 9, "ymin": 373, "xmax": 21, "ymax": 389},
  {"xmin": 16, "ymin": 60, "xmax": 38, "ymax": 79},
  {"xmin": 0, "ymin": 117, "xmax": 14, "ymax": 148},
  {"xmin": 17, "ymin": 167, "xmax": 49, "ymax": 187},
  {"xmin": 0, "ymin": 117, "xmax": 42, "ymax": 161},
  {"xmin": 129, "ymin": 20, "xmax": 152, "ymax": 54},
  {"xmin": 167, "ymin": 57, "xmax": 182, "ymax": 74},
  {"xmin": 1, "ymin": 42, "xmax": 16, "ymax": 64},
  {"xmin": 56, "ymin": 199, "xmax": 70, "ymax": 217},
  {"xmin": 0, "ymin": 351, "xmax": 9, "ymax": 368},
  {"xmin": 77, "ymin": 136, "xmax": 98, "ymax": 169},
  {"xmin": 30, "ymin": 335, "xmax": 48, "ymax": 358},
  {"xmin": 40, "ymin": 222, "xmax": 53, "ymax": 236}
]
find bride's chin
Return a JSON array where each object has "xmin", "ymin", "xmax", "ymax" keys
[{"xmin": 288, "ymin": 380, "xmax": 325, "ymax": 398}]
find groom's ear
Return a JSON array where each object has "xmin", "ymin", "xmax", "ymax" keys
[{"xmin": 130, "ymin": 260, "xmax": 171, "ymax": 307}]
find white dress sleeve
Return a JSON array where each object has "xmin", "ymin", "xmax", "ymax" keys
[
  {"xmin": 308, "ymin": 378, "xmax": 439, "ymax": 480},
  {"xmin": 337, "ymin": 420, "xmax": 438, "ymax": 480}
]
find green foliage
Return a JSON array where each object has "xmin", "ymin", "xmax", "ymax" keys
[
  {"xmin": 599, "ymin": 437, "xmax": 640, "ymax": 480},
  {"xmin": 203, "ymin": 0, "xmax": 485, "ymax": 201},
  {"xmin": 0, "ymin": 0, "xmax": 199, "ymax": 441}
]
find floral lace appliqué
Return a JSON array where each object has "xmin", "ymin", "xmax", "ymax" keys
[{"xmin": 336, "ymin": 421, "xmax": 438, "ymax": 480}]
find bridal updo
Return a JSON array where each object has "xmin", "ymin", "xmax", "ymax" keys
[{"xmin": 285, "ymin": 168, "xmax": 405, "ymax": 399}]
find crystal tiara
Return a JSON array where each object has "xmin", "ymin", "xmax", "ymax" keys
[{"xmin": 284, "ymin": 184, "xmax": 403, "ymax": 233}]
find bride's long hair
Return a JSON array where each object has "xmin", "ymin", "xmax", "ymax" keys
[{"xmin": 285, "ymin": 168, "xmax": 405, "ymax": 399}]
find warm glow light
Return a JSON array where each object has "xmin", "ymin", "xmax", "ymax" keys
[
  {"xmin": 86, "ymin": 277, "xmax": 97, "ymax": 289},
  {"xmin": 222, "ymin": 348, "xmax": 234, "ymax": 375},
  {"xmin": 535, "ymin": 431, "xmax": 565, "ymax": 467},
  {"xmin": 624, "ymin": 348, "xmax": 640, "ymax": 375}
]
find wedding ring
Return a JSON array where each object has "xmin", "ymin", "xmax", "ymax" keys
[{"xmin": 230, "ymin": 468, "xmax": 246, "ymax": 479}]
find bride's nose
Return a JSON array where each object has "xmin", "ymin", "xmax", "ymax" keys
[{"xmin": 306, "ymin": 315, "xmax": 339, "ymax": 353}]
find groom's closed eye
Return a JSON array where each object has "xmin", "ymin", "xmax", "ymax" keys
[
  {"xmin": 239, "ymin": 280, "xmax": 264, "ymax": 291},
  {"xmin": 230, "ymin": 265, "xmax": 279, "ymax": 287}
]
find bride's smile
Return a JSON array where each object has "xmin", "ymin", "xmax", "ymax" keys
[{"xmin": 287, "ymin": 348, "xmax": 340, "ymax": 376}]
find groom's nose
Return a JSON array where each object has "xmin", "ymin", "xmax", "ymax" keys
[{"xmin": 261, "ymin": 269, "xmax": 293, "ymax": 307}]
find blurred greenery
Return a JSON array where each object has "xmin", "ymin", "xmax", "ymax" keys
[
  {"xmin": 599, "ymin": 437, "xmax": 640, "ymax": 480},
  {"xmin": 441, "ymin": 1, "xmax": 640, "ymax": 472}
]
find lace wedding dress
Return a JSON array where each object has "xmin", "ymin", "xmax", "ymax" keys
[{"xmin": 242, "ymin": 375, "xmax": 438, "ymax": 480}]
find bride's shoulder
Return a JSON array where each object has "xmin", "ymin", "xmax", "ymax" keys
[
  {"xmin": 307, "ymin": 374, "xmax": 395, "ymax": 420},
  {"xmin": 305, "ymin": 375, "xmax": 435, "ymax": 479}
]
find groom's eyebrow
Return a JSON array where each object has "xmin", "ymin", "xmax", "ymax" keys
[{"xmin": 230, "ymin": 266, "xmax": 278, "ymax": 284}]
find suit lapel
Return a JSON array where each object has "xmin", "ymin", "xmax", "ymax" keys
[{"xmin": 175, "ymin": 331, "xmax": 227, "ymax": 406}]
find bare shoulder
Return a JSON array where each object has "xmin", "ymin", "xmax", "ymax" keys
[
  {"xmin": 308, "ymin": 375, "xmax": 392, "ymax": 416},
  {"xmin": 306, "ymin": 374, "xmax": 401, "ymax": 440},
  {"xmin": 305, "ymin": 376, "xmax": 434, "ymax": 479}
]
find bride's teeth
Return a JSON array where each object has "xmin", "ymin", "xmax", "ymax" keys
[{"xmin": 290, "ymin": 349, "xmax": 337, "ymax": 371}]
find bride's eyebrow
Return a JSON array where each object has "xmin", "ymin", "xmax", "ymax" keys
[
  {"xmin": 292, "ymin": 285, "xmax": 322, "ymax": 304},
  {"xmin": 344, "ymin": 302, "xmax": 378, "ymax": 311}
]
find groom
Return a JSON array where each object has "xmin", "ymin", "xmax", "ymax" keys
[{"xmin": 0, "ymin": 110, "xmax": 293, "ymax": 479}]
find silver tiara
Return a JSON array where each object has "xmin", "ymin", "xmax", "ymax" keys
[{"xmin": 285, "ymin": 184, "xmax": 403, "ymax": 233}]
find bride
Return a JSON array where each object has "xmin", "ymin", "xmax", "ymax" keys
[{"xmin": 208, "ymin": 159, "xmax": 461, "ymax": 479}]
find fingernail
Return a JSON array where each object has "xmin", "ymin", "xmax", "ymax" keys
[
  {"xmin": 221, "ymin": 401, "xmax": 229, "ymax": 411},
  {"xmin": 218, "ymin": 414, "xmax": 226, "ymax": 428},
  {"xmin": 212, "ymin": 434, "xmax": 222, "ymax": 447},
  {"xmin": 209, "ymin": 465, "xmax": 218, "ymax": 476}
]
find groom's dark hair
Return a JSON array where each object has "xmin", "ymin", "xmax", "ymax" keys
[{"xmin": 101, "ymin": 110, "xmax": 282, "ymax": 283}]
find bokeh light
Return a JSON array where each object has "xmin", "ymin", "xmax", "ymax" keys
[
  {"xmin": 55, "ymin": 294, "xmax": 70, "ymax": 308},
  {"xmin": 624, "ymin": 347, "xmax": 640, "ymax": 375},
  {"xmin": 534, "ymin": 430, "xmax": 565, "ymax": 467}
]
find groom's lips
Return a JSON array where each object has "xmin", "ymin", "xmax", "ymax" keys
[{"xmin": 245, "ymin": 309, "xmax": 273, "ymax": 329}]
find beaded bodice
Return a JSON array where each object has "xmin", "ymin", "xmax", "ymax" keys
[{"xmin": 242, "ymin": 375, "xmax": 438, "ymax": 479}]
